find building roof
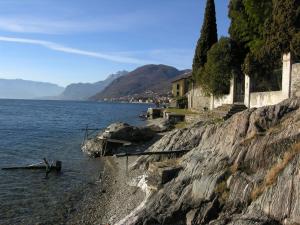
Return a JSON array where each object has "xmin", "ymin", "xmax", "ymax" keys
[{"xmin": 171, "ymin": 72, "xmax": 192, "ymax": 83}]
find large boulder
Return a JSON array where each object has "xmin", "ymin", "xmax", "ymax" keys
[
  {"xmin": 102, "ymin": 122, "xmax": 155, "ymax": 142},
  {"xmin": 147, "ymin": 118, "xmax": 174, "ymax": 133},
  {"xmin": 82, "ymin": 122, "xmax": 155, "ymax": 157}
]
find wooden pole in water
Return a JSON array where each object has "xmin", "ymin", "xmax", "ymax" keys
[{"xmin": 85, "ymin": 124, "xmax": 89, "ymax": 140}]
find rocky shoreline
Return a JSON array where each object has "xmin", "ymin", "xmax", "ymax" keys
[
  {"xmin": 69, "ymin": 97, "xmax": 300, "ymax": 225},
  {"xmin": 66, "ymin": 127, "xmax": 166, "ymax": 225}
]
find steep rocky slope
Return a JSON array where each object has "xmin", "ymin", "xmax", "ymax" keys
[{"xmin": 120, "ymin": 98, "xmax": 300, "ymax": 225}]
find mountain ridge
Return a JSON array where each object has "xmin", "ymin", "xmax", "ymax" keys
[
  {"xmin": 90, "ymin": 65, "xmax": 190, "ymax": 101},
  {"xmin": 58, "ymin": 71, "xmax": 128, "ymax": 100},
  {"xmin": 0, "ymin": 78, "xmax": 64, "ymax": 99}
]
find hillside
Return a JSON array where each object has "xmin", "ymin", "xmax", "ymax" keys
[
  {"xmin": 59, "ymin": 71, "xmax": 128, "ymax": 100},
  {"xmin": 90, "ymin": 65, "xmax": 189, "ymax": 100},
  {"xmin": 0, "ymin": 79, "xmax": 64, "ymax": 99}
]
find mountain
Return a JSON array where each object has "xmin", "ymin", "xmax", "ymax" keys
[
  {"xmin": 91, "ymin": 65, "xmax": 189, "ymax": 100},
  {"xmin": 0, "ymin": 79, "xmax": 64, "ymax": 99},
  {"xmin": 58, "ymin": 71, "xmax": 128, "ymax": 100}
]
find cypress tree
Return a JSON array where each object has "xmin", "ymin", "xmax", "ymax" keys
[
  {"xmin": 264, "ymin": 0, "xmax": 300, "ymax": 60},
  {"xmin": 192, "ymin": 0, "xmax": 218, "ymax": 82},
  {"xmin": 228, "ymin": 0, "xmax": 272, "ymax": 53}
]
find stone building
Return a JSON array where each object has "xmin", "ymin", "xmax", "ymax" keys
[
  {"xmin": 171, "ymin": 73, "xmax": 192, "ymax": 98},
  {"xmin": 171, "ymin": 73, "xmax": 192, "ymax": 108},
  {"xmin": 188, "ymin": 53, "xmax": 300, "ymax": 111}
]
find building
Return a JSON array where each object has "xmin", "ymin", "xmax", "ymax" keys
[
  {"xmin": 170, "ymin": 72, "xmax": 192, "ymax": 108},
  {"xmin": 171, "ymin": 73, "xmax": 192, "ymax": 98}
]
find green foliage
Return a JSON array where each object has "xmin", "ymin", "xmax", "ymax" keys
[
  {"xmin": 264, "ymin": 0, "xmax": 300, "ymax": 57},
  {"xmin": 229, "ymin": 0, "xmax": 300, "ymax": 90},
  {"xmin": 291, "ymin": 32, "xmax": 300, "ymax": 61},
  {"xmin": 228, "ymin": 0, "xmax": 274, "ymax": 91},
  {"xmin": 192, "ymin": 0, "xmax": 218, "ymax": 82},
  {"xmin": 229, "ymin": 0, "xmax": 272, "ymax": 53},
  {"xmin": 199, "ymin": 37, "xmax": 237, "ymax": 97}
]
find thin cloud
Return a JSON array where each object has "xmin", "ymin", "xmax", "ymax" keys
[
  {"xmin": 0, "ymin": 11, "xmax": 158, "ymax": 34},
  {"xmin": 0, "ymin": 36, "xmax": 152, "ymax": 64},
  {"xmin": 0, "ymin": 17, "xmax": 132, "ymax": 34}
]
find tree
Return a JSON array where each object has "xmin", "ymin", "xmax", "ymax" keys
[
  {"xmin": 228, "ymin": 0, "xmax": 300, "ymax": 91},
  {"xmin": 228, "ymin": 0, "xmax": 272, "ymax": 54},
  {"xmin": 192, "ymin": 0, "xmax": 218, "ymax": 82},
  {"xmin": 291, "ymin": 32, "xmax": 300, "ymax": 60},
  {"xmin": 200, "ymin": 37, "xmax": 238, "ymax": 96},
  {"xmin": 263, "ymin": 0, "xmax": 300, "ymax": 62}
]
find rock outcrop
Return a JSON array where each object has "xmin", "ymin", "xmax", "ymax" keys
[
  {"xmin": 146, "ymin": 118, "xmax": 174, "ymax": 133},
  {"xmin": 82, "ymin": 122, "xmax": 155, "ymax": 157},
  {"xmin": 120, "ymin": 98, "xmax": 300, "ymax": 225}
]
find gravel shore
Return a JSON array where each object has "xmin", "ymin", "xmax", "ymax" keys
[
  {"xmin": 65, "ymin": 156, "xmax": 145, "ymax": 225},
  {"xmin": 65, "ymin": 130, "xmax": 166, "ymax": 225}
]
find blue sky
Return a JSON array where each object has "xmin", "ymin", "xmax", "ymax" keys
[{"xmin": 0, "ymin": 0, "xmax": 230, "ymax": 86}]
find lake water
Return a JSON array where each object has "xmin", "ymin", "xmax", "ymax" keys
[{"xmin": 0, "ymin": 99, "xmax": 149, "ymax": 225}]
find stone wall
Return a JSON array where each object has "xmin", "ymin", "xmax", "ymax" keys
[
  {"xmin": 188, "ymin": 79, "xmax": 234, "ymax": 111},
  {"xmin": 291, "ymin": 63, "xmax": 300, "ymax": 97},
  {"xmin": 187, "ymin": 86, "xmax": 210, "ymax": 111}
]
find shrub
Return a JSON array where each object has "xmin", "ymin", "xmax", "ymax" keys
[{"xmin": 199, "ymin": 37, "xmax": 238, "ymax": 97}]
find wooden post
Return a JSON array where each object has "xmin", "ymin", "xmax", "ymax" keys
[
  {"xmin": 126, "ymin": 148, "xmax": 128, "ymax": 176},
  {"xmin": 103, "ymin": 139, "xmax": 108, "ymax": 156},
  {"xmin": 85, "ymin": 124, "xmax": 89, "ymax": 140}
]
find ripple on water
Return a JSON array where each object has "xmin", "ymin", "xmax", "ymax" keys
[{"xmin": 0, "ymin": 99, "xmax": 149, "ymax": 225}]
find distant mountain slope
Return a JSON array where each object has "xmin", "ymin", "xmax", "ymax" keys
[
  {"xmin": 0, "ymin": 79, "xmax": 64, "ymax": 99},
  {"xmin": 58, "ymin": 71, "xmax": 128, "ymax": 100},
  {"xmin": 91, "ymin": 65, "xmax": 189, "ymax": 100}
]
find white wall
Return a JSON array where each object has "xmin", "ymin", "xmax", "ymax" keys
[
  {"xmin": 245, "ymin": 53, "xmax": 300, "ymax": 108},
  {"xmin": 210, "ymin": 79, "xmax": 234, "ymax": 109},
  {"xmin": 249, "ymin": 91, "xmax": 285, "ymax": 108},
  {"xmin": 188, "ymin": 79, "xmax": 235, "ymax": 111}
]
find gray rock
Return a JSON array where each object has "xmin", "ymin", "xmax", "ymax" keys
[
  {"xmin": 119, "ymin": 98, "xmax": 300, "ymax": 225},
  {"xmin": 147, "ymin": 118, "xmax": 174, "ymax": 133},
  {"xmin": 102, "ymin": 122, "xmax": 155, "ymax": 142},
  {"xmin": 82, "ymin": 122, "xmax": 155, "ymax": 157}
]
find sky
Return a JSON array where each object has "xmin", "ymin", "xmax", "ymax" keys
[{"xmin": 0, "ymin": 0, "xmax": 230, "ymax": 87}]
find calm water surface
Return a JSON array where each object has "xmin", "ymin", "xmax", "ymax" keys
[{"xmin": 0, "ymin": 99, "xmax": 148, "ymax": 225}]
